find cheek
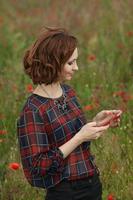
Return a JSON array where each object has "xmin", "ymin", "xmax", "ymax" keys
[
  {"xmin": 61, "ymin": 69, "xmax": 67, "ymax": 78},
  {"xmin": 64, "ymin": 65, "xmax": 71, "ymax": 72},
  {"xmin": 62, "ymin": 67, "xmax": 67, "ymax": 75},
  {"xmin": 62, "ymin": 64, "xmax": 72, "ymax": 77}
]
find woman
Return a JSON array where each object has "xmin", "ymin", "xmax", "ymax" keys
[{"xmin": 17, "ymin": 27, "xmax": 122, "ymax": 200}]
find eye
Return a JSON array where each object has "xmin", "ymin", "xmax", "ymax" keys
[
  {"xmin": 67, "ymin": 59, "xmax": 78, "ymax": 66},
  {"xmin": 68, "ymin": 61, "xmax": 74, "ymax": 65}
]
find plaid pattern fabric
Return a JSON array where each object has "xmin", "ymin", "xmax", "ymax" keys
[{"xmin": 17, "ymin": 84, "xmax": 95, "ymax": 189}]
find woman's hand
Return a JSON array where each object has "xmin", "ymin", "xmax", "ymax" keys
[
  {"xmin": 59, "ymin": 121, "xmax": 109, "ymax": 158},
  {"xmin": 76, "ymin": 122, "xmax": 109, "ymax": 143},
  {"xmin": 93, "ymin": 110, "xmax": 122, "ymax": 127}
]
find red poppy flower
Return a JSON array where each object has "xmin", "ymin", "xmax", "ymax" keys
[
  {"xmin": 0, "ymin": 130, "xmax": 7, "ymax": 134},
  {"xmin": 107, "ymin": 194, "xmax": 115, "ymax": 200},
  {"xmin": 88, "ymin": 54, "xmax": 96, "ymax": 61},
  {"xmin": 12, "ymin": 84, "xmax": 18, "ymax": 92},
  {"xmin": 113, "ymin": 90, "xmax": 133, "ymax": 103},
  {"xmin": 127, "ymin": 31, "xmax": 133, "ymax": 37},
  {"xmin": 117, "ymin": 42, "xmax": 124, "ymax": 49},
  {"xmin": 0, "ymin": 16, "xmax": 4, "ymax": 26},
  {"xmin": 118, "ymin": 83, "xmax": 126, "ymax": 89},
  {"xmin": 83, "ymin": 104, "xmax": 94, "ymax": 111},
  {"xmin": 26, "ymin": 84, "xmax": 34, "ymax": 93},
  {"xmin": 111, "ymin": 162, "xmax": 119, "ymax": 174},
  {"xmin": 9, "ymin": 162, "xmax": 20, "ymax": 170},
  {"xmin": 113, "ymin": 90, "xmax": 125, "ymax": 97},
  {"xmin": 0, "ymin": 114, "xmax": 5, "ymax": 120}
]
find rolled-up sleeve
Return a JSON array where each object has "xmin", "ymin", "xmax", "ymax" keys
[{"xmin": 17, "ymin": 108, "xmax": 64, "ymax": 177}]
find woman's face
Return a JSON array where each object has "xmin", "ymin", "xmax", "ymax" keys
[{"xmin": 61, "ymin": 48, "xmax": 79, "ymax": 81}]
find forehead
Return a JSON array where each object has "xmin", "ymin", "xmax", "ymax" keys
[{"xmin": 69, "ymin": 48, "xmax": 78, "ymax": 60}]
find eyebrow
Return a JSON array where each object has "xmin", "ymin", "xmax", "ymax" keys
[{"xmin": 68, "ymin": 57, "xmax": 78, "ymax": 63}]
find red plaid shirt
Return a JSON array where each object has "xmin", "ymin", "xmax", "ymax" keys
[{"xmin": 17, "ymin": 84, "xmax": 95, "ymax": 189}]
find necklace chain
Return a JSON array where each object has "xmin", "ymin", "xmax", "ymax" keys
[
  {"xmin": 40, "ymin": 85, "xmax": 52, "ymax": 98},
  {"xmin": 39, "ymin": 84, "xmax": 67, "ymax": 112}
]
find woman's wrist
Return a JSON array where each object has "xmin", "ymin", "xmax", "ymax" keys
[
  {"xmin": 73, "ymin": 131, "xmax": 83, "ymax": 145},
  {"xmin": 58, "ymin": 131, "xmax": 83, "ymax": 159}
]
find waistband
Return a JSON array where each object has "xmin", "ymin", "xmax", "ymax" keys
[
  {"xmin": 48, "ymin": 170, "xmax": 100, "ymax": 191},
  {"xmin": 63, "ymin": 169, "xmax": 99, "ymax": 183}
]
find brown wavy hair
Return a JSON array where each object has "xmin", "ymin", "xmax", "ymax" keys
[{"xmin": 23, "ymin": 27, "xmax": 78, "ymax": 85}]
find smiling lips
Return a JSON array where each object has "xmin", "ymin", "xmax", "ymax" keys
[{"xmin": 69, "ymin": 73, "xmax": 74, "ymax": 76}]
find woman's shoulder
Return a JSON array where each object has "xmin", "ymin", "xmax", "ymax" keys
[
  {"xmin": 20, "ymin": 93, "xmax": 49, "ymax": 115},
  {"xmin": 61, "ymin": 83, "xmax": 76, "ymax": 95}
]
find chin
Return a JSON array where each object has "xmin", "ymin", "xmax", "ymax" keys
[
  {"xmin": 66, "ymin": 77, "xmax": 72, "ymax": 80},
  {"xmin": 67, "ymin": 74, "xmax": 73, "ymax": 79}
]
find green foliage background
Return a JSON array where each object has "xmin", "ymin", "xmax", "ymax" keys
[{"xmin": 0, "ymin": 0, "xmax": 133, "ymax": 199}]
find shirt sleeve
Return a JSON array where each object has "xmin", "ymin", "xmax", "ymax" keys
[{"xmin": 17, "ymin": 108, "xmax": 65, "ymax": 177}]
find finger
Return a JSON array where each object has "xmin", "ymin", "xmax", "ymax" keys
[
  {"xmin": 110, "ymin": 120, "xmax": 120, "ymax": 127},
  {"xmin": 112, "ymin": 114, "xmax": 120, "ymax": 120},
  {"xmin": 95, "ymin": 130, "xmax": 106, "ymax": 139},
  {"xmin": 112, "ymin": 110, "xmax": 122, "ymax": 116},
  {"xmin": 98, "ymin": 131, "xmax": 106, "ymax": 137},
  {"xmin": 94, "ymin": 133, "xmax": 100, "ymax": 140},
  {"xmin": 96, "ymin": 124, "xmax": 110, "ymax": 131},
  {"xmin": 96, "ymin": 114, "xmax": 113, "ymax": 126},
  {"xmin": 95, "ymin": 133, "xmax": 99, "ymax": 139},
  {"xmin": 116, "ymin": 110, "xmax": 122, "ymax": 117},
  {"xmin": 110, "ymin": 119, "xmax": 120, "ymax": 126},
  {"xmin": 99, "ymin": 110, "xmax": 112, "ymax": 118},
  {"xmin": 110, "ymin": 123, "xmax": 119, "ymax": 128},
  {"xmin": 117, "ymin": 118, "xmax": 120, "ymax": 122},
  {"xmin": 104, "ymin": 110, "xmax": 113, "ymax": 115},
  {"xmin": 93, "ymin": 111, "xmax": 108, "ymax": 122},
  {"xmin": 112, "ymin": 112, "xmax": 122, "ymax": 121},
  {"xmin": 112, "ymin": 118, "xmax": 120, "ymax": 122},
  {"xmin": 88, "ymin": 121, "xmax": 97, "ymax": 126}
]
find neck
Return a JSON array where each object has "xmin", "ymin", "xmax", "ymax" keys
[
  {"xmin": 33, "ymin": 82, "xmax": 63, "ymax": 98},
  {"xmin": 42, "ymin": 82, "xmax": 60, "ymax": 90}
]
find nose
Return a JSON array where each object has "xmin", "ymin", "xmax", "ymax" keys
[{"xmin": 73, "ymin": 62, "xmax": 78, "ymax": 71}]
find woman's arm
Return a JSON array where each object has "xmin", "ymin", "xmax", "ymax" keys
[
  {"xmin": 59, "ymin": 122, "xmax": 109, "ymax": 158},
  {"xmin": 17, "ymin": 109, "xmax": 65, "ymax": 177},
  {"xmin": 17, "ymin": 108, "xmax": 109, "ymax": 176}
]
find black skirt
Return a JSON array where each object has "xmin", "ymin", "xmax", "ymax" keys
[{"xmin": 45, "ymin": 171, "xmax": 102, "ymax": 200}]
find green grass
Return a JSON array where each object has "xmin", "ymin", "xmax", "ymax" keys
[{"xmin": 0, "ymin": 0, "xmax": 133, "ymax": 199}]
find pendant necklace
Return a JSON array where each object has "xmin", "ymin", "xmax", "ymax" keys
[{"xmin": 40, "ymin": 84, "xmax": 68, "ymax": 112}]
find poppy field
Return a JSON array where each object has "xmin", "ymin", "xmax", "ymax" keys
[{"xmin": 0, "ymin": 0, "xmax": 133, "ymax": 199}]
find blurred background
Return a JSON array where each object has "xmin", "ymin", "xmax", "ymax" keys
[{"xmin": 0, "ymin": 0, "xmax": 133, "ymax": 199}]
